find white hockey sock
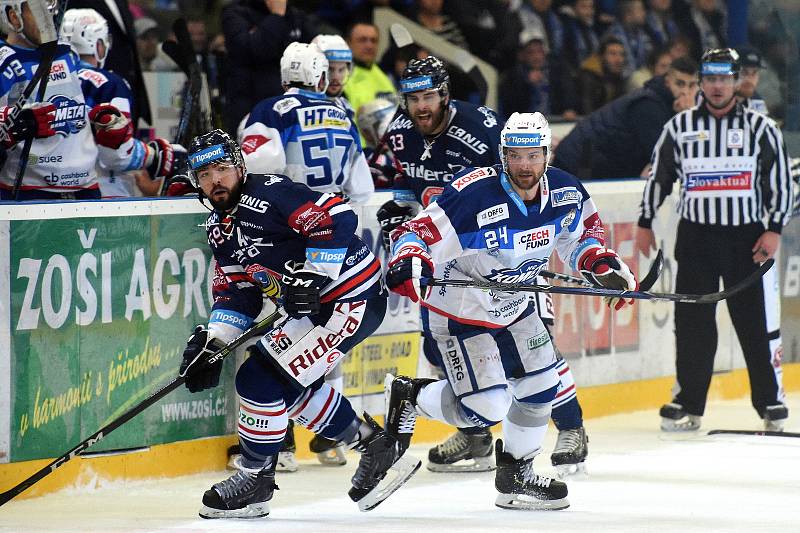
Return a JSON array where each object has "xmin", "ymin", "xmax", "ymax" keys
[
  {"xmin": 503, "ymin": 399, "xmax": 551, "ymax": 460},
  {"xmin": 416, "ymin": 379, "xmax": 472, "ymax": 427}
]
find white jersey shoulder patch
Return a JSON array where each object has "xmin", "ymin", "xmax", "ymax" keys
[
  {"xmin": 273, "ymin": 97, "xmax": 301, "ymax": 115},
  {"xmin": 78, "ymin": 68, "xmax": 109, "ymax": 88}
]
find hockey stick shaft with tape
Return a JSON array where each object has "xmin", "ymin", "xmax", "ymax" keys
[
  {"xmin": 0, "ymin": 309, "xmax": 281, "ymax": 507},
  {"xmin": 422, "ymin": 258, "xmax": 772, "ymax": 304},
  {"xmin": 542, "ymin": 249, "xmax": 664, "ymax": 291}
]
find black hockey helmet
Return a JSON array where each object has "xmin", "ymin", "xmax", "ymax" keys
[
  {"xmin": 700, "ymin": 48, "xmax": 740, "ymax": 78},
  {"xmin": 399, "ymin": 56, "xmax": 450, "ymax": 109},
  {"xmin": 187, "ymin": 129, "xmax": 246, "ymax": 187}
]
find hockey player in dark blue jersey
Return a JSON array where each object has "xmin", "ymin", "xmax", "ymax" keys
[
  {"xmin": 238, "ymin": 42, "xmax": 373, "ymax": 205},
  {"xmin": 384, "ymin": 112, "xmax": 638, "ymax": 510},
  {"xmin": 178, "ymin": 129, "xmax": 418, "ymax": 519},
  {"xmin": 378, "ymin": 57, "xmax": 592, "ymax": 477}
]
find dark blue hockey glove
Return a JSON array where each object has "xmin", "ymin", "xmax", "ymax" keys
[{"xmin": 281, "ymin": 270, "xmax": 329, "ymax": 318}]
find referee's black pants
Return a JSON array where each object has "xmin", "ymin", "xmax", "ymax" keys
[{"xmin": 673, "ymin": 220, "xmax": 783, "ymax": 417}]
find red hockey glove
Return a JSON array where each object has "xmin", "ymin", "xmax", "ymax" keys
[
  {"xmin": 386, "ymin": 244, "xmax": 434, "ymax": 303},
  {"xmin": 579, "ymin": 247, "xmax": 638, "ymax": 310},
  {"xmin": 146, "ymin": 138, "xmax": 177, "ymax": 179},
  {"xmin": 89, "ymin": 103, "xmax": 133, "ymax": 149},
  {"xmin": 0, "ymin": 103, "xmax": 56, "ymax": 148}
]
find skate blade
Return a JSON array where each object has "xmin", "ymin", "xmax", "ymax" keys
[
  {"xmin": 199, "ymin": 501, "xmax": 270, "ymax": 519},
  {"xmin": 495, "ymin": 493, "xmax": 570, "ymax": 511},
  {"xmin": 316, "ymin": 446, "xmax": 347, "ymax": 466},
  {"xmin": 555, "ymin": 462, "xmax": 587, "ymax": 480},
  {"xmin": 427, "ymin": 454, "xmax": 495, "ymax": 473},
  {"xmin": 276, "ymin": 451, "xmax": 298, "ymax": 473},
  {"xmin": 660, "ymin": 417, "xmax": 701, "ymax": 432},
  {"xmin": 356, "ymin": 455, "xmax": 421, "ymax": 512}
]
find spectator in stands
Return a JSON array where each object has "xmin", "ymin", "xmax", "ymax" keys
[
  {"xmin": 645, "ymin": 0, "xmax": 680, "ymax": 47},
  {"xmin": 667, "ymin": 34, "xmax": 692, "ymax": 60},
  {"xmin": 629, "ymin": 44, "xmax": 672, "ymax": 89},
  {"xmin": 736, "ymin": 46, "xmax": 768, "ymax": 115},
  {"xmin": 603, "ymin": 0, "xmax": 652, "ymax": 77},
  {"xmin": 412, "ymin": 0, "xmax": 468, "ymax": 50},
  {"xmin": 499, "ymin": 34, "xmax": 577, "ymax": 120},
  {"xmin": 561, "ymin": 0, "xmax": 602, "ymax": 69},
  {"xmin": 576, "ymin": 36, "xmax": 628, "ymax": 114},
  {"xmin": 516, "ymin": 0, "xmax": 565, "ymax": 59},
  {"xmin": 674, "ymin": 0, "xmax": 726, "ymax": 60},
  {"xmin": 135, "ymin": 17, "xmax": 178, "ymax": 72},
  {"xmin": 187, "ymin": 17, "xmax": 226, "ymax": 129},
  {"xmin": 343, "ymin": 21, "xmax": 397, "ymax": 123},
  {"xmin": 222, "ymin": 0, "xmax": 317, "ymax": 133},
  {"xmin": 309, "ymin": 0, "xmax": 415, "ymax": 34},
  {"xmin": 553, "ymin": 56, "xmax": 698, "ymax": 179},
  {"xmin": 447, "ymin": 0, "xmax": 522, "ymax": 72}
]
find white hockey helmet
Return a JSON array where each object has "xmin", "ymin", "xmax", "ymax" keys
[
  {"xmin": 60, "ymin": 8, "xmax": 111, "ymax": 68},
  {"xmin": 357, "ymin": 97, "xmax": 398, "ymax": 149},
  {"xmin": 0, "ymin": 0, "xmax": 58, "ymax": 37},
  {"xmin": 311, "ymin": 34, "xmax": 352, "ymax": 65},
  {"xmin": 499, "ymin": 112, "xmax": 552, "ymax": 173},
  {"xmin": 280, "ymin": 42, "xmax": 329, "ymax": 93}
]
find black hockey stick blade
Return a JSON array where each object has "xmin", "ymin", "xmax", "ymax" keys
[
  {"xmin": 422, "ymin": 258, "xmax": 773, "ymax": 304},
  {"xmin": 540, "ymin": 249, "xmax": 664, "ymax": 291},
  {"xmin": 0, "ymin": 310, "xmax": 281, "ymax": 507},
  {"xmin": 708, "ymin": 429, "xmax": 800, "ymax": 438}
]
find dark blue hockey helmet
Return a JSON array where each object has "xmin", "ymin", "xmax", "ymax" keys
[
  {"xmin": 187, "ymin": 129, "xmax": 246, "ymax": 187},
  {"xmin": 399, "ymin": 56, "xmax": 450, "ymax": 109}
]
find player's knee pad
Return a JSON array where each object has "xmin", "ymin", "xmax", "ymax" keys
[
  {"xmin": 288, "ymin": 382, "xmax": 358, "ymax": 441},
  {"xmin": 507, "ymin": 396, "xmax": 552, "ymax": 428},
  {"xmin": 458, "ymin": 387, "xmax": 512, "ymax": 427},
  {"xmin": 235, "ymin": 351, "xmax": 284, "ymax": 404}
]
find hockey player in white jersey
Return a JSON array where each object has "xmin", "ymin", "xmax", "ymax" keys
[
  {"xmin": 384, "ymin": 112, "xmax": 639, "ymax": 509},
  {"xmin": 238, "ymin": 42, "xmax": 373, "ymax": 205},
  {"xmin": 0, "ymin": 0, "xmax": 177, "ymax": 200},
  {"xmin": 311, "ymin": 34, "xmax": 356, "ymax": 121}
]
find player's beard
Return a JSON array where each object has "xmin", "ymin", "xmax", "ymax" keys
[
  {"xmin": 208, "ymin": 179, "xmax": 243, "ymax": 212},
  {"xmin": 509, "ymin": 168, "xmax": 544, "ymax": 192},
  {"xmin": 413, "ymin": 104, "xmax": 447, "ymax": 136}
]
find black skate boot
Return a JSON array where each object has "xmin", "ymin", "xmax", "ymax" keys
[
  {"xmin": 349, "ymin": 413, "xmax": 421, "ymax": 512},
  {"xmin": 550, "ymin": 426, "xmax": 588, "ymax": 479},
  {"xmin": 199, "ymin": 456, "xmax": 279, "ymax": 519},
  {"xmin": 277, "ymin": 420, "xmax": 298, "ymax": 472},
  {"xmin": 309, "ymin": 434, "xmax": 347, "ymax": 466},
  {"xmin": 428, "ymin": 427, "xmax": 495, "ymax": 473},
  {"xmin": 494, "ymin": 439, "xmax": 569, "ymax": 510},
  {"xmin": 762, "ymin": 404, "xmax": 788, "ymax": 432},
  {"xmin": 384, "ymin": 374, "xmax": 435, "ymax": 454},
  {"xmin": 660, "ymin": 402, "xmax": 701, "ymax": 432}
]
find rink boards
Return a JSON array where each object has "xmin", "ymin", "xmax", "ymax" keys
[{"xmin": 1, "ymin": 182, "xmax": 799, "ymax": 498}]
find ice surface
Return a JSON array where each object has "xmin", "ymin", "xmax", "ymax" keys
[{"xmin": 2, "ymin": 394, "xmax": 798, "ymax": 533}]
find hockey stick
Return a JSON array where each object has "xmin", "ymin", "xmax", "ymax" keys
[
  {"xmin": 0, "ymin": 309, "xmax": 281, "ymax": 507},
  {"xmin": 6, "ymin": 1, "xmax": 61, "ymax": 200},
  {"xmin": 541, "ymin": 249, "xmax": 664, "ymax": 291},
  {"xmin": 707, "ymin": 430, "xmax": 800, "ymax": 438},
  {"xmin": 422, "ymin": 258, "xmax": 773, "ymax": 304}
]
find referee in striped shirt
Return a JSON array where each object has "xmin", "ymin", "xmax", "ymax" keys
[{"xmin": 635, "ymin": 48, "xmax": 793, "ymax": 432}]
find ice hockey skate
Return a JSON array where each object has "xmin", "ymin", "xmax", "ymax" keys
[
  {"xmin": 309, "ymin": 434, "xmax": 347, "ymax": 466},
  {"xmin": 660, "ymin": 402, "xmax": 702, "ymax": 432},
  {"xmin": 199, "ymin": 457, "xmax": 278, "ymax": 519},
  {"xmin": 762, "ymin": 404, "xmax": 788, "ymax": 432},
  {"xmin": 427, "ymin": 428, "xmax": 495, "ymax": 472},
  {"xmin": 551, "ymin": 426, "xmax": 588, "ymax": 479},
  {"xmin": 348, "ymin": 413, "xmax": 421, "ymax": 511},
  {"xmin": 494, "ymin": 439, "xmax": 568, "ymax": 510},
  {"xmin": 384, "ymin": 374, "xmax": 435, "ymax": 454},
  {"xmin": 277, "ymin": 420, "xmax": 299, "ymax": 472}
]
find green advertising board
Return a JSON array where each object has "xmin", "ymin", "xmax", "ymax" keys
[{"xmin": 5, "ymin": 207, "xmax": 237, "ymax": 462}]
